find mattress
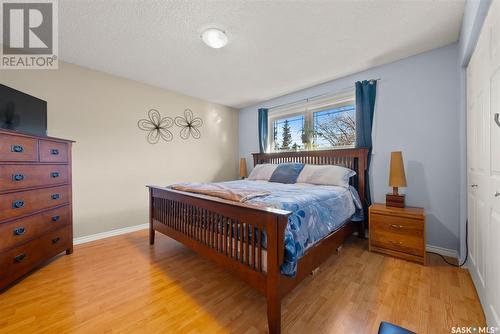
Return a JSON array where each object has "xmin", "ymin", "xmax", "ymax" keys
[{"xmin": 209, "ymin": 180, "xmax": 363, "ymax": 276}]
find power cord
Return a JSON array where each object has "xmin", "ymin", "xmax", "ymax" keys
[{"xmin": 427, "ymin": 219, "xmax": 468, "ymax": 267}]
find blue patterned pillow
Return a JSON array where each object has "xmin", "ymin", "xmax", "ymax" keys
[{"xmin": 269, "ymin": 163, "xmax": 305, "ymax": 184}]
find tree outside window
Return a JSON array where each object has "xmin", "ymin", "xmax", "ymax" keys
[
  {"xmin": 313, "ymin": 105, "xmax": 355, "ymax": 148},
  {"xmin": 273, "ymin": 115, "xmax": 304, "ymax": 151}
]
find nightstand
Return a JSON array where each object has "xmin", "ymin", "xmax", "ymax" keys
[{"xmin": 369, "ymin": 203, "xmax": 426, "ymax": 265}]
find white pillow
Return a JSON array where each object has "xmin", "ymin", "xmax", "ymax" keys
[
  {"xmin": 297, "ymin": 164, "xmax": 356, "ymax": 187},
  {"xmin": 247, "ymin": 164, "xmax": 278, "ymax": 181}
]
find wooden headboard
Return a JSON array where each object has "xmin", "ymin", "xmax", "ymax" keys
[{"xmin": 252, "ymin": 148, "xmax": 369, "ymax": 208}]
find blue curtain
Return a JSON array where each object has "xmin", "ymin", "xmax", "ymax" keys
[
  {"xmin": 355, "ymin": 80, "xmax": 377, "ymax": 207},
  {"xmin": 258, "ymin": 108, "xmax": 269, "ymax": 153}
]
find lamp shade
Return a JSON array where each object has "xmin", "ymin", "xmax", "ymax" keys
[
  {"xmin": 389, "ymin": 151, "xmax": 407, "ymax": 187},
  {"xmin": 239, "ymin": 158, "xmax": 248, "ymax": 178}
]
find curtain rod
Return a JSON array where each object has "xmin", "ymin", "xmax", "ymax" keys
[{"xmin": 265, "ymin": 78, "xmax": 381, "ymax": 111}]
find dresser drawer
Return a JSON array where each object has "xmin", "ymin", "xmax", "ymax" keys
[
  {"xmin": 0, "ymin": 185, "xmax": 70, "ymax": 221},
  {"xmin": 371, "ymin": 230, "xmax": 424, "ymax": 256},
  {"xmin": 0, "ymin": 226, "xmax": 71, "ymax": 283},
  {"xmin": 39, "ymin": 140, "xmax": 69, "ymax": 163},
  {"xmin": 0, "ymin": 206, "xmax": 70, "ymax": 251},
  {"xmin": 0, "ymin": 134, "xmax": 38, "ymax": 162},
  {"xmin": 370, "ymin": 213, "xmax": 423, "ymax": 237},
  {"xmin": 0, "ymin": 164, "xmax": 69, "ymax": 192}
]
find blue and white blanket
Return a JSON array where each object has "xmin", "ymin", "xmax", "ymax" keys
[{"xmin": 212, "ymin": 180, "xmax": 363, "ymax": 276}]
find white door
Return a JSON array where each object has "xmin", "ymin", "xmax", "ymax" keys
[{"xmin": 467, "ymin": 0, "xmax": 500, "ymax": 326}]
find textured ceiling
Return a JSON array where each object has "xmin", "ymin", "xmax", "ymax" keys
[{"xmin": 59, "ymin": 0, "xmax": 465, "ymax": 108}]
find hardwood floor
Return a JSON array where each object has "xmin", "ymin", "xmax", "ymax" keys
[{"xmin": 0, "ymin": 230, "xmax": 485, "ymax": 334}]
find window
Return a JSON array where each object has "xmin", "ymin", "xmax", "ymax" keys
[{"xmin": 269, "ymin": 93, "xmax": 355, "ymax": 151}]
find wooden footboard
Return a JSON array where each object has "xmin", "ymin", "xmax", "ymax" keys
[{"xmin": 148, "ymin": 186, "xmax": 290, "ymax": 332}]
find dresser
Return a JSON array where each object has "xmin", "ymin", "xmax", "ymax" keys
[
  {"xmin": 369, "ymin": 203, "xmax": 426, "ymax": 264},
  {"xmin": 0, "ymin": 129, "xmax": 74, "ymax": 290}
]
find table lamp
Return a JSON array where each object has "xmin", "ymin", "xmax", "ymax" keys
[
  {"xmin": 386, "ymin": 151, "xmax": 407, "ymax": 207},
  {"xmin": 239, "ymin": 158, "xmax": 248, "ymax": 179}
]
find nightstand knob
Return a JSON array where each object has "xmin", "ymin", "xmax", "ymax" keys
[
  {"xmin": 390, "ymin": 241, "xmax": 403, "ymax": 246},
  {"xmin": 471, "ymin": 184, "xmax": 478, "ymax": 188},
  {"xmin": 495, "ymin": 192, "xmax": 500, "ymax": 197},
  {"xmin": 390, "ymin": 224, "xmax": 404, "ymax": 229}
]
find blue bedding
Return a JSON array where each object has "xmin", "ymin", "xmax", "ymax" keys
[{"xmin": 213, "ymin": 180, "xmax": 363, "ymax": 277}]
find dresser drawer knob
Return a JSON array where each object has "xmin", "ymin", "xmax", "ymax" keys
[
  {"xmin": 11, "ymin": 145, "xmax": 24, "ymax": 153},
  {"xmin": 52, "ymin": 237, "xmax": 61, "ymax": 244},
  {"xmin": 51, "ymin": 215, "xmax": 60, "ymax": 222},
  {"xmin": 12, "ymin": 174, "xmax": 25, "ymax": 181},
  {"xmin": 51, "ymin": 193, "xmax": 60, "ymax": 200},
  {"xmin": 390, "ymin": 241, "xmax": 403, "ymax": 246},
  {"xmin": 50, "ymin": 149, "xmax": 59, "ymax": 155},
  {"xmin": 390, "ymin": 224, "xmax": 404, "ymax": 229},
  {"xmin": 14, "ymin": 253, "xmax": 26, "ymax": 263},
  {"xmin": 51, "ymin": 172, "xmax": 60, "ymax": 178},
  {"xmin": 13, "ymin": 227, "xmax": 25, "ymax": 236},
  {"xmin": 12, "ymin": 200, "xmax": 25, "ymax": 209}
]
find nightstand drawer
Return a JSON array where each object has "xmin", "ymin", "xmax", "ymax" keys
[
  {"xmin": 370, "ymin": 213, "xmax": 423, "ymax": 237},
  {"xmin": 371, "ymin": 230, "xmax": 424, "ymax": 256},
  {"xmin": 369, "ymin": 203, "xmax": 426, "ymax": 264}
]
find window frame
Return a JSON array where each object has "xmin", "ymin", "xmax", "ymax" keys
[{"xmin": 268, "ymin": 92, "xmax": 356, "ymax": 152}]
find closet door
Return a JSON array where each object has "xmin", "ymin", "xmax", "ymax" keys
[
  {"xmin": 467, "ymin": 0, "xmax": 500, "ymax": 326},
  {"xmin": 467, "ymin": 51, "xmax": 488, "ymax": 293},
  {"xmin": 488, "ymin": 0, "xmax": 500, "ymax": 326}
]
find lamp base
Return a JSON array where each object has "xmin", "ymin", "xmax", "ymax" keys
[{"xmin": 386, "ymin": 194, "xmax": 405, "ymax": 208}]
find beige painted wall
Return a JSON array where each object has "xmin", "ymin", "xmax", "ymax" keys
[{"xmin": 0, "ymin": 62, "xmax": 239, "ymax": 237}]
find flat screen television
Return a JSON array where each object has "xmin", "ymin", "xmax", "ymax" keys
[{"xmin": 0, "ymin": 84, "xmax": 47, "ymax": 136}]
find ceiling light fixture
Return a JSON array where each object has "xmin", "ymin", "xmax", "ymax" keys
[{"xmin": 201, "ymin": 28, "xmax": 228, "ymax": 49}]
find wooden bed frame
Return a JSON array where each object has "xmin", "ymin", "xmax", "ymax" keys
[{"xmin": 147, "ymin": 148, "xmax": 368, "ymax": 333}]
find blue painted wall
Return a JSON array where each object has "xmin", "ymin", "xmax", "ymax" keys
[{"xmin": 239, "ymin": 43, "xmax": 461, "ymax": 252}]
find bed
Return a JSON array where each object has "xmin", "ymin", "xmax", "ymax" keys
[{"xmin": 147, "ymin": 148, "xmax": 368, "ymax": 333}]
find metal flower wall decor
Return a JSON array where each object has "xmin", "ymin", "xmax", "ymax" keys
[
  {"xmin": 137, "ymin": 108, "xmax": 203, "ymax": 144},
  {"xmin": 175, "ymin": 109, "xmax": 203, "ymax": 140},
  {"xmin": 137, "ymin": 109, "xmax": 174, "ymax": 144}
]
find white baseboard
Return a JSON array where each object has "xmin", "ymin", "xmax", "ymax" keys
[
  {"xmin": 426, "ymin": 244, "xmax": 458, "ymax": 259},
  {"xmin": 73, "ymin": 223, "xmax": 149, "ymax": 245}
]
